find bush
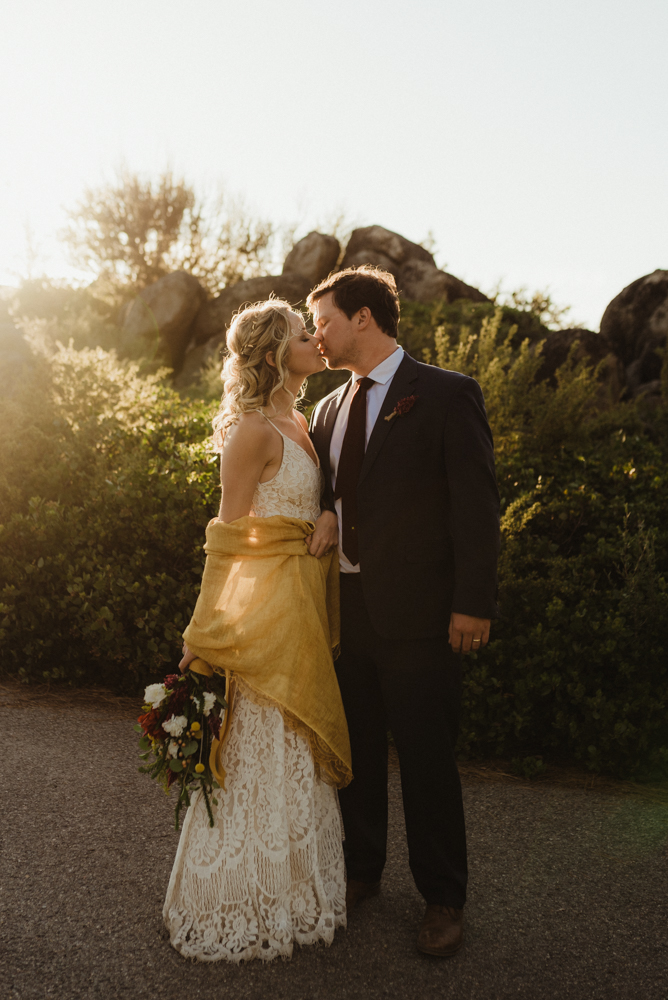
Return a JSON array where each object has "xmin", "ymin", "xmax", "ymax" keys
[
  {"xmin": 9, "ymin": 279, "xmax": 170, "ymax": 365},
  {"xmin": 462, "ymin": 450, "xmax": 668, "ymax": 778},
  {"xmin": 432, "ymin": 310, "xmax": 668, "ymax": 777},
  {"xmin": 398, "ymin": 297, "xmax": 548, "ymax": 365},
  {"xmin": 0, "ymin": 338, "xmax": 219, "ymax": 690},
  {"xmin": 2, "ymin": 313, "xmax": 667, "ymax": 778}
]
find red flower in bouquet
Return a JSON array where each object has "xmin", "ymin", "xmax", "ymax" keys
[
  {"xmin": 135, "ymin": 669, "xmax": 228, "ymax": 829},
  {"xmin": 168, "ymin": 683, "xmax": 189, "ymax": 715},
  {"xmin": 137, "ymin": 708, "xmax": 164, "ymax": 739},
  {"xmin": 384, "ymin": 394, "xmax": 418, "ymax": 422}
]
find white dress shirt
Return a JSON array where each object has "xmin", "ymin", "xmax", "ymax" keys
[{"xmin": 329, "ymin": 345, "xmax": 404, "ymax": 573}]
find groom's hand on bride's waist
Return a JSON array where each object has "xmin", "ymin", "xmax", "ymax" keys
[
  {"xmin": 306, "ymin": 510, "xmax": 338, "ymax": 559},
  {"xmin": 449, "ymin": 613, "xmax": 491, "ymax": 654}
]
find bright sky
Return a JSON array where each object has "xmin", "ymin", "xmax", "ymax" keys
[{"xmin": 1, "ymin": 0, "xmax": 666, "ymax": 329}]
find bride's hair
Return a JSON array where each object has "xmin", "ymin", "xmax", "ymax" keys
[{"xmin": 211, "ymin": 298, "xmax": 302, "ymax": 451}]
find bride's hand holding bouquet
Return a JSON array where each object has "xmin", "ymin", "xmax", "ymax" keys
[{"xmin": 135, "ymin": 663, "xmax": 227, "ymax": 829}]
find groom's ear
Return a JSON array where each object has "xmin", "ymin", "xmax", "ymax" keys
[{"xmin": 355, "ymin": 307, "xmax": 372, "ymax": 331}]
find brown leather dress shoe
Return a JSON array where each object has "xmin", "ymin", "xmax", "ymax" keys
[
  {"xmin": 345, "ymin": 878, "xmax": 381, "ymax": 911},
  {"xmin": 416, "ymin": 904, "xmax": 464, "ymax": 957}
]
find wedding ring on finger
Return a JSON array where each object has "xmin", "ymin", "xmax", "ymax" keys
[{"xmin": 472, "ymin": 637, "xmax": 481, "ymax": 645}]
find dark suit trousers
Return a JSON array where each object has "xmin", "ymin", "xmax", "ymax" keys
[{"xmin": 336, "ymin": 574, "xmax": 467, "ymax": 908}]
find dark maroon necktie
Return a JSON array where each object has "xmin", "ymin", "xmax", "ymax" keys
[{"xmin": 334, "ymin": 377, "xmax": 375, "ymax": 566}]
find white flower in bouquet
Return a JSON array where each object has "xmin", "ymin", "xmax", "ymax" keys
[
  {"xmin": 202, "ymin": 692, "xmax": 217, "ymax": 716},
  {"xmin": 163, "ymin": 714, "xmax": 188, "ymax": 737},
  {"xmin": 144, "ymin": 683, "xmax": 167, "ymax": 708},
  {"xmin": 167, "ymin": 740, "xmax": 179, "ymax": 758}
]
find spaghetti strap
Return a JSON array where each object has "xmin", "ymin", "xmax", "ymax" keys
[
  {"xmin": 257, "ymin": 409, "xmax": 285, "ymax": 439},
  {"xmin": 256, "ymin": 409, "xmax": 320, "ymax": 471}
]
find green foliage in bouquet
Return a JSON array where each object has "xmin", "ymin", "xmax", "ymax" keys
[{"xmin": 137, "ymin": 668, "xmax": 228, "ymax": 828}]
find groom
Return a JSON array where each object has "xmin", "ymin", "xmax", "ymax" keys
[{"xmin": 307, "ymin": 266, "xmax": 500, "ymax": 957}]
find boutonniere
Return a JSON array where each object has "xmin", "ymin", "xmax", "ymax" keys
[{"xmin": 384, "ymin": 394, "xmax": 418, "ymax": 422}]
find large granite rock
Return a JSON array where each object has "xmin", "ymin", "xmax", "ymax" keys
[
  {"xmin": 192, "ymin": 273, "xmax": 312, "ymax": 345},
  {"xmin": 625, "ymin": 346, "xmax": 663, "ymax": 399},
  {"xmin": 172, "ymin": 336, "xmax": 225, "ymax": 390},
  {"xmin": 397, "ymin": 259, "xmax": 489, "ymax": 305},
  {"xmin": 600, "ymin": 270, "xmax": 668, "ymax": 395},
  {"xmin": 535, "ymin": 328, "xmax": 624, "ymax": 397},
  {"xmin": 283, "ymin": 232, "xmax": 340, "ymax": 285},
  {"xmin": 339, "ymin": 225, "xmax": 488, "ymax": 305},
  {"xmin": 122, "ymin": 271, "xmax": 205, "ymax": 370},
  {"xmin": 340, "ymin": 225, "xmax": 434, "ymax": 277}
]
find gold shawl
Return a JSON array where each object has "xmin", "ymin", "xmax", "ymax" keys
[{"xmin": 183, "ymin": 515, "xmax": 352, "ymax": 789}]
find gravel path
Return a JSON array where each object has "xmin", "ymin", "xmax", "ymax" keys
[{"xmin": 1, "ymin": 687, "xmax": 667, "ymax": 1000}]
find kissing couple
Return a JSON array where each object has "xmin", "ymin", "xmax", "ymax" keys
[{"xmin": 163, "ymin": 265, "xmax": 500, "ymax": 962}]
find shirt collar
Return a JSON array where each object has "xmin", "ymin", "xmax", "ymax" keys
[{"xmin": 351, "ymin": 345, "xmax": 404, "ymax": 387}]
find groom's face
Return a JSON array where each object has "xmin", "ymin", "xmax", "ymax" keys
[{"xmin": 311, "ymin": 293, "xmax": 358, "ymax": 370}]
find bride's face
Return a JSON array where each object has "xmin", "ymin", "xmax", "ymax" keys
[{"xmin": 285, "ymin": 311, "xmax": 326, "ymax": 376}]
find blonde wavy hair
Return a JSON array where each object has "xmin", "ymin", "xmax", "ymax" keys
[{"xmin": 211, "ymin": 298, "xmax": 303, "ymax": 451}]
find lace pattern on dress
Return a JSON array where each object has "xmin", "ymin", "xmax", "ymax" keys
[
  {"xmin": 163, "ymin": 678, "xmax": 346, "ymax": 963},
  {"xmin": 164, "ymin": 416, "xmax": 345, "ymax": 963},
  {"xmin": 251, "ymin": 419, "xmax": 323, "ymax": 523}
]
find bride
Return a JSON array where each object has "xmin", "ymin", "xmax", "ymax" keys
[{"xmin": 163, "ymin": 298, "xmax": 350, "ymax": 963}]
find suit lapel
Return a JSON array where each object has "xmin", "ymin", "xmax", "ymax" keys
[
  {"xmin": 312, "ymin": 379, "xmax": 351, "ymax": 483},
  {"xmin": 359, "ymin": 354, "xmax": 419, "ymax": 485}
]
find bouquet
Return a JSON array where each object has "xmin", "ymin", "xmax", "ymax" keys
[{"xmin": 135, "ymin": 668, "xmax": 228, "ymax": 829}]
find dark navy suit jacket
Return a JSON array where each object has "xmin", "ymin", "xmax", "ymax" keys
[{"xmin": 309, "ymin": 352, "xmax": 500, "ymax": 641}]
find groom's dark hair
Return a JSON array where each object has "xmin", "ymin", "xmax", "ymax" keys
[{"xmin": 307, "ymin": 265, "xmax": 400, "ymax": 338}]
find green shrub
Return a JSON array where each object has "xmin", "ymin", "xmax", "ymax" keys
[
  {"xmin": 461, "ymin": 458, "xmax": 668, "ymax": 778},
  {"xmin": 2, "ymin": 313, "xmax": 667, "ymax": 779},
  {"xmin": 433, "ymin": 311, "xmax": 668, "ymax": 777},
  {"xmin": 0, "ymin": 338, "xmax": 219, "ymax": 690},
  {"xmin": 398, "ymin": 297, "xmax": 548, "ymax": 365}
]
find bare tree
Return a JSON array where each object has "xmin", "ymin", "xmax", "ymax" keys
[
  {"xmin": 173, "ymin": 190, "xmax": 275, "ymax": 292},
  {"xmin": 63, "ymin": 169, "xmax": 276, "ymax": 293}
]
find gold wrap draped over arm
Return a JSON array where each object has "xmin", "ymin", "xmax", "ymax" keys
[{"xmin": 183, "ymin": 515, "xmax": 352, "ymax": 789}]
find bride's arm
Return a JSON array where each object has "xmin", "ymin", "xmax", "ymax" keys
[
  {"xmin": 293, "ymin": 409, "xmax": 338, "ymax": 558},
  {"xmin": 180, "ymin": 416, "xmax": 276, "ymax": 673},
  {"xmin": 218, "ymin": 414, "xmax": 277, "ymax": 523}
]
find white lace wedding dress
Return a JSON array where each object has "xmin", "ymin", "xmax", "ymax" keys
[{"xmin": 163, "ymin": 417, "xmax": 346, "ymax": 963}]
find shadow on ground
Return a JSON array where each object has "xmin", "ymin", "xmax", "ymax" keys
[{"xmin": 0, "ymin": 684, "xmax": 666, "ymax": 1000}]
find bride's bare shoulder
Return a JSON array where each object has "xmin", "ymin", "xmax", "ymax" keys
[
  {"xmin": 222, "ymin": 411, "xmax": 275, "ymax": 453},
  {"xmin": 293, "ymin": 410, "xmax": 309, "ymax": 432}
]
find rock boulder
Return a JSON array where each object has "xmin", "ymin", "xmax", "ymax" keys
[
  {"xmin": 339, "ymin": 226, "xmax": 488, "ymax": 305},
  {"xmin": 283, "ymin": 232, "xmax": 340, "ymax": 286},
  {"xmin": 535, "ymin": 328, "xmax": 623, "ymax": 397},
  {"xmin": 397, "ymin": 259, "xmax": 489, "ymax": 305},
  {"xmin": 340, "ymin": 225, "xmax": 434, "ymax": 278},
  {"xmin": 191, "ymin": 273, "xmax": 312, "ymax": 345},
  {"xmin": 600, "ymin": 270, "xmax": 668, "ymax": 395},
  {"xmin": 122, "ymin": 271, "xmax": 205, "ymax": 370},
  {"xmin": 625, "ymin": 345, "xmax": 663, "ymax": 398}
]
